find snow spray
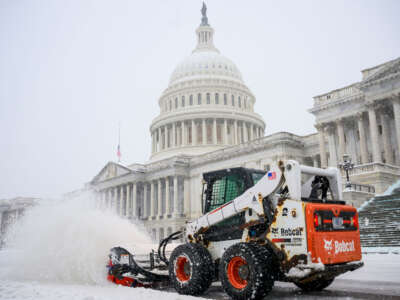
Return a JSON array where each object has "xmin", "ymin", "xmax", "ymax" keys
[{"xmin": 0, "ymin": 192, "xmax": 153, "ymax": 285}]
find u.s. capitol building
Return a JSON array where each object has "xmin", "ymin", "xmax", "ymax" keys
[{"xmin": 90, "ymin": 5, "xmax": 400, "ymax": 241}]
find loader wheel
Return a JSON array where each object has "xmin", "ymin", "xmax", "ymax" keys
[
  {"xmin": 294, "ymin": 277, "xmax": 334, "ymax": 292},
  {"xmin": 219, "ymin": 243, "xmax": 274, "ymax": 300},
  {"xmin": 168, "ymin": 243, "xmax": 213, "ymax": 296}
]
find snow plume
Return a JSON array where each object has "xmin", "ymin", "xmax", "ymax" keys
[{"xmin": 0, "ymin": 192, "xmax": 153, "ymax": 285}]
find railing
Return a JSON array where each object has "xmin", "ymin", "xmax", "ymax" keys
[
  {"xmin": 314, "ymin": 83, "xmax": 361, "ymax": 105},
  {"xmin": 341, "ymin": 163, "xmax": 400, "ymax": 177},
  {"xmin": 343, "ymin": 183, "xmax": 375, "ymax": 194}
]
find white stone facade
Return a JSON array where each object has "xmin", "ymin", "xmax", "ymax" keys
[
  {"xmin": 0, "ymin": 197, "xmax": 36, "ymax": 247},
  {"xmin": 310, "ymin": 58, "xmax": 400, "ymax": 193},
  {"xmin": 90, "ymin": 7, "xmax": 400, "ymax": 242}
]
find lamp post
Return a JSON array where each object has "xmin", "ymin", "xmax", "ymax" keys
[{"xmin": 339, "ymin": 154, "xmax": 354, "ymax": 189}]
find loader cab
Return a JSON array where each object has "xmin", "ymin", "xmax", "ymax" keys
[{"xmin": 202, "ymin": 168, "xmax": 266, "ymax": 241}]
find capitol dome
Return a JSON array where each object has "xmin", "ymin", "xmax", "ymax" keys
[
  {"xmin": 169, "ymin": 51, "xmax": 244, "ymax": 85},
  {"xmin": 149, "ymin": 4, "xmax": 265, "ymax": 161}
]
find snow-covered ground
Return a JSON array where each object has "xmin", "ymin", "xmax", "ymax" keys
[
  {"xmin": 1, "ymin": 253, "xmax": 399, "ymax": 300},
  {"xmin": 0, "ymin": 194, "xmax": 399, "ymax": 300}
]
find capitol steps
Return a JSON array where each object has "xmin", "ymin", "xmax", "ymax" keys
[{"xmin": 358, "ymin": 189, "xmax": 400, "ymax": 248}]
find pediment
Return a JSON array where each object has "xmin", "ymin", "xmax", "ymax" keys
[
  {"xmin": 361, "ymin": 57, "xmax": 400, "ymax": 87},
  {"xmin": 91, "ymin": 162, "xmax": 132, "ymax": 184}
]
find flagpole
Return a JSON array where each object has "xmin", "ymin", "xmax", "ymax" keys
[{"xmin": 118, "ymin": 122, "xmax": 121, "ymax": 163}]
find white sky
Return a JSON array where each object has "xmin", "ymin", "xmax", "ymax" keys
[{"xmin": 0, "ymin": 0, "xmax": 399, "ymax": 199}]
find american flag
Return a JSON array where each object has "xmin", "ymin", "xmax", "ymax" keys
[
  {"xmin": 267, "ymin": 171, "xmax": 276, "ymax": 180},
  {"xmin": 117, "ymin": 144, "xmax": 121, "ymax": 161}
]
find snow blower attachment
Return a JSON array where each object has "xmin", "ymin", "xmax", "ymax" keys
[
  {"xmin": 107, "ymin": 231, "xmax": 182, "ymax": 288},
  {"xmin": 107, "ymin": 160, "xmax": 363, "ymax": 299}
]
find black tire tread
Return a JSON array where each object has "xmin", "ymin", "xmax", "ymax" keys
[
  {"xmin": 168, "ymin": 243, "xmax": 213, "ymax": 296},
  {"xmin": 294, "ymin": 277, "xmax": 334, "ymax": 292},
  {"xmin": 219, "ymin": 242, "xmax": 275, "ymax": 300}
]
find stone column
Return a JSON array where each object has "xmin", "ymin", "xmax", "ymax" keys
[
  {"xmin": 151, "ymin": 132, "xmax": 154, "ymax": 153},
  {"xmin": 162, "ymin": 126, "xmax": 166, "ymax": 150},
  {"xmin": 234, "ymin": 120, "xmax": 238, "ymax": 144},
  {"xmin": 392, "ymin": 97, "xmax": 400, "ymax": 163},
  {"xmin": 250, "ymin": 124, "xmax": 254, "ymax": 141},
  {"xmin": 381, "ymin": 110, "xmax": 393, "ymax": 164},
  {"xmin": 165, "ymin": 125, "xmax": 169, "ymax": 149},
  {"xmin": 158, "ymin": 127, "xmax": 162, "ymax": 151},
  {"xmin": 313, "ymin": 156, "xmax": 319, "ymax": 167},
  {"xmin": 158, "ymin": 179, "xmax": 162, "ymax": 218},
  {"xmin": 243, "ymin": 122, "xmax": 248, "ymax": 142},
  {"xmin": 315, "ymin": 124, "xmax": 328, "ymax": 168},
  {"xmin": 165, "ymin": 177, "xmax": 170, "ymax": 216},
  {"xmin": 120, "ymin": 185, "xmax": 124, "ymax": 216},
  {"xmin": 108, "ymin": 189, "xmax": 112, "ymax": 210},
  {"xmin": 368, "ymin": 104, "xmax": 382, "ymax": 163},
  {"xmin": 337, "ymin": 119, "xmax": 346, "ymax": 160},
  {"xmin": 0, "ymin": 211, "xmax": 3, "ymax": 235},
  {"xmin": 202, "ymin": 119, "xmax": 207, "ymax": 145},
  {"xmin": 172, "ymin": 122, "xmax": 176, "ymax": 147},
  {"xmin": 223, "ymin": 119, "xmax": 228, "ymax": 144},
  {"xmin": 143, "ymin": 183, "xmax": 148, "ymax": 219},
  {"xmin": 182, "ymin": 121, "xmax": 186, "ymax": 146},
  {"xmin": 326, "ymin": 124, "xmax": 338, "ymax": 167},
  {"xmin": 126, "ymin": 183, "xmax": 130, "ymax": 217},
  {"xmin": 213, "ymin": 118, "xmax": 217, "ymax": 144},
  {"xmin": 150, "ymin": 181, "xmax": 155, "ymax": 219},
  {"xmin": 107, "ymin": 189, "xmax": 111, "ymax": 209},
  {"xmin": 132, "ymin": 182, "xmax": 137, "ymax": 218},
  {"xmin": 184, "ymin": 177, "xmax": 190, "ymax": 217},
  {"xmin": 108, "ymin": 187, "xmax": 115, "ymax": 211},
  {"xmin": 192, "ymin": 120, "xmax": 197, "ymax": 146},
  {"xmin": 173, "ymin": 176, "xmax": 179, "ymax": 216},
  {"xmin": 357, "ymin": 112, "xmax": 369, "ymax": 164}
]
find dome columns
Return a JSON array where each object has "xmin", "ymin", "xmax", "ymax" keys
[{"xmin": 150, "ymin": 118, "xmax": 265, "ymax": 159}]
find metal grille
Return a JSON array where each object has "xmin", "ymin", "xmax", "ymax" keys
[{"xmin": 209, "ymin": 174, "xmax": 245, "ymax": 211}]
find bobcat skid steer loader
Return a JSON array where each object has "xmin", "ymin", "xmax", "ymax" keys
[{"xmin": 107, "ymin": 160, "xmax": 363, "ymax": 299}]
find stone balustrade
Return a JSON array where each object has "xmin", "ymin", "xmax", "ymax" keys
[
  {"xmin": 313, "ymin": 83, "xmax": 361, "ymax": 106},
  {"xmin": 341, "ymin": 163, "xmax": 400, "ymax": 177}
]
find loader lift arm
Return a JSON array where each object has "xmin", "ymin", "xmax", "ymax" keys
[{"xmin": 186, "ymin": 160, "xmax": 343, "ymax": 241}]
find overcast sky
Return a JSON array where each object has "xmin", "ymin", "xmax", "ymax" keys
[{"xmin": 0, "ymin": 0, "xmax": 399, "ymax": 199}]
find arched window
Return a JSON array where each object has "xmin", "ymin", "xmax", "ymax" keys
[
  {"xmin": 207, "ymin": 93, "xmax": 210, "ymax": 104},
  {"xmin": 189, "ymin": 95, "xmax": 193, "ymax": 105},
  {"xmin": 215, "ymin": 93, "xmax": 219, "ymax": 104},
  {"xmin": 175, "ymin": 98, "xmax": 178, "ymax": 109},
  {"xmin": 231, "ymin": 95, "xmax": 235, "ymax": 106},
  {"xmin": 181, "ymin": 96, "xmax": 185, "ymax": 107},
  {"xmin": 169, "ymin": 100, "xmax": 172, "ymax": 111},
  {"xmin": 238, "ymin": 96, "xmax": 241, "ymax": 108},
  {"xmin": 224, "ymin": 94, "xmax": 227, "ymax": 105},
  {"xmin": 198, "ymin": 93, "xmax": 202, "ymax": 105},
  {"xmin": 244, "ymin": 98, "xmax": 247, "ymax": 109}
]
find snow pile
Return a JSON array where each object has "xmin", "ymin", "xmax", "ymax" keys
[
  {"xmin": 285, "ymin": 255, "xmax": 324, "ymax": 279},
  {"xmin": 381, "ymin": 179, "xmax": 400, "ymax": 196},
  {"xmin": 0, "ymin": 193, "xmax": 154, "ymax": 285},
  {"xmin": 358, "ymin": 179, "xmax": 400, "ymax": 212},
  {"xmin": 0, "ymin": 280, "xmax": 204, "ymax": 300}
]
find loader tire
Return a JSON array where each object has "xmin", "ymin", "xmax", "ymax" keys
[
  {"xmin": 168, "ymin": 243, "xmax": 213, "ymax": 296},
  {"xmin": 219, "ymin": 243, "xmax": 274, "ymax": 300},
  {"xmin": 294, "ymin": 277, "xmax": 334, "ymax": 292}
]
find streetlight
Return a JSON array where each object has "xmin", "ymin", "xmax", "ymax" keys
[{"xmin": 339, "ymin": 154, "xmax": 354, "ymax": 189}]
